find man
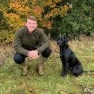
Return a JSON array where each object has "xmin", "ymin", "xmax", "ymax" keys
[{"xmin": 13, "ymin": 16, "xmax": 51, "ymax": 76}]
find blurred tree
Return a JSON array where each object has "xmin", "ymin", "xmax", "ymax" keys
[{"xmin": 0, "ymin": 0, "xmax": 94, "ymax": 44}]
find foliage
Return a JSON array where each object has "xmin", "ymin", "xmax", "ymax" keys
[
  {"xmin": 0, "ymin": 10, "xmax": 9, "ymax": 30},
  {"xmin": 0, "ymin": 0, "xmax": 94, "ymax": 43},
  {"xmin": 51, "ymin": 0, "xmax": 94, "ymax": 39},
  {"xmin": 0, "ymin": 30, "xmax": 14, "ymax": 44},
  {"xmin": 0, "ymin": 0, "xmax": 72, "ymax": 44}
]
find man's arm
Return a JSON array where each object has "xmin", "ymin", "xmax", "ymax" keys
[
  {"xmin": 13, "ymin": 30, "xmax": 29, "ymax": 56},
  {"xmin": 37, "ymin": 29, "xmax": 50, "ymax": 54}
]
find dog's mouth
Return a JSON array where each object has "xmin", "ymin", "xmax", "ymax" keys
[{"xmin": 57, "ymin": 38, "xmax": 66, "ymax": 46}]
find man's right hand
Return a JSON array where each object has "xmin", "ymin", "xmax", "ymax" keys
[{"xmin": 28, "ymin": 50, "xmax": 39, "ymax": 59}]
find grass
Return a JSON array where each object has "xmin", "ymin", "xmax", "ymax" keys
[{"xmin": 0, "ymin": 36, "xmax": 94, "ymax": 94}]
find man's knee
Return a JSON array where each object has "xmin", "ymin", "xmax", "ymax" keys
[
  {"xmin": 42, "ymin": 47, "xmax": 52, "ymax": 58},
  {"xmin": 13, "ymin": 53, "xmax": 26, "ymax": 64}
]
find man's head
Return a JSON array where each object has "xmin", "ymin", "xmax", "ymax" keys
[{"xmin": 25, "ymin": 16, "xmax": 37, "ymax": 33}]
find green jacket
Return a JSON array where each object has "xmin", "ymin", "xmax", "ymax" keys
[{"xmin": 13, "ymin": 26, "xmax": 50, "ymax": 56}]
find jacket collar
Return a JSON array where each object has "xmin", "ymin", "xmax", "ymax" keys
[{"xmin": 24, "ymin": 26, "xmax": 37, "ymax": 35}]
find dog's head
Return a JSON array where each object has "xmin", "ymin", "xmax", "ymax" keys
[{"xmin": 57, "ymin": 35, "xmax": 69, "ymax": 47}]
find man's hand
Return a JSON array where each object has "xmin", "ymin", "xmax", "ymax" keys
[{"xmin": 28, "ymin": 50, "xmax": 39, "ymax": 59}]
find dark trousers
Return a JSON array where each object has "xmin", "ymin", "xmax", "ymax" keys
[{"xmin": 13, "ymin": 47, "xmax": 51, "ymax": 64}]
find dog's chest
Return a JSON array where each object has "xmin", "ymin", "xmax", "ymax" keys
[{"xmin": 60, "ymin": 48, "xmax": 71, "ymax": 59}]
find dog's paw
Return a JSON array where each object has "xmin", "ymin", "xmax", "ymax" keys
[{"xmin": 61, "ymin": 73, "xmax": 67, "ymax": 77}]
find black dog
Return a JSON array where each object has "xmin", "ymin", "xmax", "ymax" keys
[{"xmin": 57, "ymin": 36, "xmax": 83, "ymax": 77}]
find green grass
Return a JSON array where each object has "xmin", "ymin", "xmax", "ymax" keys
[{"xmin": 0, "ymin": 36, "xmax": 94, "ymax": 94}]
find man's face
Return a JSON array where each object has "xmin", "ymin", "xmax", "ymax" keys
[{"xmin": 25, "ymin": 19, "xmax": 37, "ymax": 33}]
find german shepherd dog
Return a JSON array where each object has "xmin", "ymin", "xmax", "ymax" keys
[{"xmin": 57, "ymin": 36, "xmax": 83, "ymax": 77}]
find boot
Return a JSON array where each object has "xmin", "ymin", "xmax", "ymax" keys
[
  {"xmin": 21, "ymin": 62, "xmax": 29, "ymax": 76},
  {"xmin": 37, "ymin": 56, "xmax": 47, "ymax": 76}
]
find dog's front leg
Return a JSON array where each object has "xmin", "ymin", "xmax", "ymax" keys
[{"xmin": 62, "ymin": 61, "xmax": 69, "ymax": 77}]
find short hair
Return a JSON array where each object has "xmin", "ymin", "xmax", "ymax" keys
[{"xmin": 25, "ymin": 16, "xmax": 37, "ymax": 22}]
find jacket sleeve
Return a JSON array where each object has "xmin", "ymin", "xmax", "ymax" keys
[
  {"xmin": 13, "ymin": 30, "xmax": 29, "ymax": 56},
  {"xmin": 36, "ymin": 29, "xmax": 50, "ymax": 54}
]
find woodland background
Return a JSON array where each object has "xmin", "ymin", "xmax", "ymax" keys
[{"xmin": 0, "ymin": 0, "xmax": 94, "ymax": 44}]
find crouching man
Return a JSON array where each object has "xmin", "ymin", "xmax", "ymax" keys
[{"xmin": 13, "ymin": 16, "xmax": 51, "ymax": 76}]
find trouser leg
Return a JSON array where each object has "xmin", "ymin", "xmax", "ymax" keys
[
  {"xmin": 13, "ymin": 53, "xmax": 29, "ymax": 75},
  {"xmin": 37, "ymin": 47, "xmax": 51, "ymax": 75}
]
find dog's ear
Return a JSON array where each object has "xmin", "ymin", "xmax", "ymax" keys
[
  {"xmin": 56, "ymin": 35, "xmax": 61, "ymax": 41},
  {"xmin": 64, "ymin": 36, "xmax": 69, "ymax": 43},
  {"xmin": 56, "ymin": 36, "xmax": 59, "ymax": 42}
]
